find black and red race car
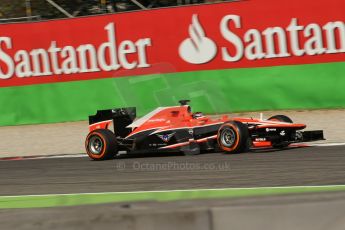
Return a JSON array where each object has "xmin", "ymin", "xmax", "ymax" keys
[{"xmin": 85, "ymin": 100, "xmax": 324, "ymax": 160}]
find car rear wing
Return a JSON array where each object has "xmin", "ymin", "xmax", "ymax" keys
[{"xmin": 89, "ymin": 107, "xmax": 136, "ymax": 137}]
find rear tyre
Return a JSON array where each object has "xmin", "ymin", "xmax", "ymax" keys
[
  {"xmin": 217, "ymin": 121, "xmax": 249, "ymax": 154},
  {"xmin": 85, "ymin": 129, "xmax": 118, "ymax": 160},
  {"xmin": 268, "ymin": 115, "xmax": 292, "ymax": 149}
]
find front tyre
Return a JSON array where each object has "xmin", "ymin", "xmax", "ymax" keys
[
  {"xmin": 85, "ymin": 129, "xmax": 118, "ymax": 160},
  {"xmin": 217, "ymin": 121, "xmax": 249, "ymax": 154},
  {"xmin": 268, "ymin": 115, "xmax": 293, "ymax": 123}
]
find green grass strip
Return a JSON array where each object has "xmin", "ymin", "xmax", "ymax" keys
[{"xmin": 1, "ymin": 185, "xmax": 345, "ymax": 209}]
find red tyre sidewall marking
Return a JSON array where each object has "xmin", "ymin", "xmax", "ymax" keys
[
  {"xmin": 217, "ymin": 123, "xmax": 240, "ymax": 152},
  {"xmin": 85, "ymin": 131, "xmax": 107, "ymax": 160}
]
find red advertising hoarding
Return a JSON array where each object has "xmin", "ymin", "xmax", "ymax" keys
[{"xmin": 0, "ymin": 0, "xmax": 344, "ymax": 88}]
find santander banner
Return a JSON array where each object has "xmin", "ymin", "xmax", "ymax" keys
[{"xmin": 0, "ymin": 0, "xmax": 344, "ymax": 87}]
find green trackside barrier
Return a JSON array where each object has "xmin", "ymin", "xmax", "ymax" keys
[{"xmin": 0, "ymin": 61, "xmax": 344, "ymax": 126}]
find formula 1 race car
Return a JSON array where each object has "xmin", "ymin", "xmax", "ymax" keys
[{"xmin": 85, "ymin": 100, "xmax": 324, "ymax": 160}]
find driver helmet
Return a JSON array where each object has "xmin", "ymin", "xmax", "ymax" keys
[{"xmin": 193, "ymin": 112, "xmax": 204, "ymax": 119}]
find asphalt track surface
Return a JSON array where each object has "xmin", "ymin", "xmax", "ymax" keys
[{"xmin": 0, "ymin": 145, "xmax": 345, "ymax": 196}]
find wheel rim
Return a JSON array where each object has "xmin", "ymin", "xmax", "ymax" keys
[
  {"xmin": 221, "ymin": 128, "xmax": 236, "ymax": 147},
  {"xmin": 88, "ymin": 135, "xmax": 103, "ymax": 155}
]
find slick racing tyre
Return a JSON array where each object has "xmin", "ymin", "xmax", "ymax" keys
[
  {"xmin": 217, "ymin": 121, "xmax": 249, "ymax": 154},
  {"xmin": 85, "ymin": 129, "xmax": 118, "ymax": 160},
  {"xmin": 268, "ymin": 115, "xmax": 292, "ymax": 149},
  {"xmin": 268, "ymin": 115, "xmax": 293, "ymax": 123}
]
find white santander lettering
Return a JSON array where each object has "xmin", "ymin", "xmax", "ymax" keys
[
  {"xmin": 217, "ymin": 15, "xmax": 344, "ymax": 62},
  {"xmin": 0, "ymin": 37, "xmax": 15, "ymax": 79},
  {"xmin": 0, "ymin": 22, "xmax": 152, "ymax": 80},
  {"xmin": 220, "ymin": 15, "xmax": 244, "ymax": 62}
]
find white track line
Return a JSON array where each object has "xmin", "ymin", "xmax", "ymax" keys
[
  {"xmin": 2, "ymin": 185, "xmax": 345, "ymax": 198},
  {"xmin": 306, "ymin": 142, "xmax": 345, "ymax": 147},
  {"xmin": 2, "ymin": 142, "xmax": 345, "ymax": 161},
  {"xmin": 36, "ymin": 154, "xmax": 87, "ymax": 159}
]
